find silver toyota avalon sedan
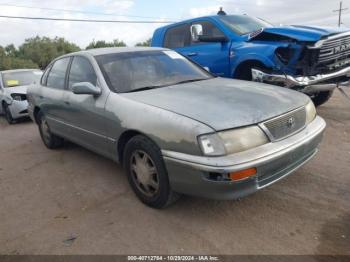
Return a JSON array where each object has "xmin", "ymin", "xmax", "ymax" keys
[
  {"xmin": 0, "ymin": 69, "xmax": 42, "ymax": 124},
  {"xmin": 27, "ymin": 47, "xmax": 326, "ymax": 208}
]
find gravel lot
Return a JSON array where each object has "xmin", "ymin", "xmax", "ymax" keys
[{"xmin": 0, "ymin": 90, "xmax": 349, "ymax": 255}]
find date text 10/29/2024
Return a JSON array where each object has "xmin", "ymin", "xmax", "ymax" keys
[{"xmin": 127, "ymin": 256, "xmax": 220, "ymax": 261}]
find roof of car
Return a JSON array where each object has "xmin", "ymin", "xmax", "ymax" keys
[
  {"xmin": 70, "ymin": 47, "xmax": 169, "ymax": 57},
  {"xmin": 0, "ymin": 69, "xmax": 41, "ymax": 73}
]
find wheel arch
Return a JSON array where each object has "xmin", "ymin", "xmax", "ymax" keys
[
  {"xmin": 117, "ymin": 130, "xmax": 161, "ymax": 165},
  {"xmin": 233, "ymin": 59, "xmax": 271, "ymax": 79}
]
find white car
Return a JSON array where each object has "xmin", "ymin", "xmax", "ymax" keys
[{"xmin": 0, "ymin": 69, "xmax": 42, "ymax": 124}]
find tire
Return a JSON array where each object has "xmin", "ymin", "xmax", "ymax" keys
[
  {"xmin": 311, "ymin": 90, "xmax": 334, "ymax": 107},
  {"xmin": 123, "ymin": 135, "xmax": 180, "ymax": 208},
  {"xmin": 2, "ymin": 103, "xmax": 15, "ymax": 124},
  {"xmin": 37, "ymin": 111, "xmax": 64, "ymax": 149}
]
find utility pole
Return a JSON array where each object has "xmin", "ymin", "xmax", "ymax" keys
[{"xmin": 333, "ymin": 1, "xmax": 348, "ymax": 27}]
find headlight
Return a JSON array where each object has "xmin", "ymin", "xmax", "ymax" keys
[
  {"xmin": 11, "ymin": 93, "xmax": 24, "ymax": 101},
  {"xmin": 305, "ymin": 100, "xmax": 316, "ymax": 124},
  {"xmin": 198, "ymin": 126, "xmax": 269, "ymax": 156},
  {"xmin": 198, "ymin": 133, "xmax": 226, "ymax": 156}
]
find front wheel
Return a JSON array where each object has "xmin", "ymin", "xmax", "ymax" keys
[
  {"xmin": 37, "ymin": 111, "xmax": 64, "ymax": 149},
  {"xmin": 123, "ymin": 135, "xmax": 180, "ymax": 208},
  {"xmin": 311, "ymin": 91, "xmax": 334, "ymax": 107},
  {"xmin": 3, "ymin": 103, "xmax": 15, "ymax": 124}
]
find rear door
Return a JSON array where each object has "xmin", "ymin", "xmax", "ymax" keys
[{"xmin": 39, "ymin": 57, "xmax": 71, "ymax": 136}]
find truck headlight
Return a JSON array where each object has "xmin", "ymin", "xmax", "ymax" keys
[
  {"xmin": 198, "ymin": 126, "xmax": 269, "ymax": 156},
  {"xmin": 305, "ymin": 100, "xmax": 316, "ymax": 124}
]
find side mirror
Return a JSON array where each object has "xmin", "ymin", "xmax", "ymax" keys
[
  {"xmin": 198, "ymin": 35, "xmax": 228, "ymax": 43},
  {"xmin": 191, "ymin": 24, "xmax": 203, "ymax": 42},
  {"xmin": 72, "ymin": 82, "xmax": 101, "ymax": 96}
]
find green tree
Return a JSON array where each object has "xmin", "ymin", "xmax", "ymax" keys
[
  {"xmin": 18, "ymin": 36, "xmax": 81, "ymax": 69},
  {"xmin": 0, "ymin": 45, "xmax": 38, "ymax": 71},
  {"xmin": 135, "ymin": 38, "xmax": 151, "ymax": 47},
  {"xmin": 86, "ymin": 39, "xmax": 127, "ymax": 49},
  {"xmin": 5, "ymin": 44, "xmax": 18, "ymax": 57}
]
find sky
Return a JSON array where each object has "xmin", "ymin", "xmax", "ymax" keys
[{"xmin": 0, "ymin": 0, "xmax": 349, "ymax": 48}]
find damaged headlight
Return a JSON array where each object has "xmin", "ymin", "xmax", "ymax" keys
[
  {"xmin": 275, "ymin": 47, "xmax": 293, "ymax": 65},
  {"xmin": 305, "ymin": 100, "xmax": 317, "ymax": 124},
  {"xmin": 198, "ymin": 126, "xmax": 269, "ymax": 156}
]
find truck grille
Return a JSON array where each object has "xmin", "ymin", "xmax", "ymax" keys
[
  {"xmin": 261, "ymin": 107, "xmax": 306, "ymax": 141},
  {"xmin": 318, "ymin": 33, "xmax": 350, "ymax": 69}
]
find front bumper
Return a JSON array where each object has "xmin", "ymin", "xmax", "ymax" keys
[
  {"xmin": 8, "ymin": 100, "xmax": 29, "ymax": 119},
  {"xmin": 252, "ymin": 67, "xmax": 350, "ymax": 94},
  {"xmin": 162, "ymin": 116, "xmax": 326, "ymax": 200}
]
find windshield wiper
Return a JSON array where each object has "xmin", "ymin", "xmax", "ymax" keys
[
  {"xmin": 172, "ymin": 78, "xmax": 209, "ymax": 85},
  {"xmin": 127, "ymin": 78, "xmax": 210, "ymax": 93},
  {"xmin": 128, "ymin": 85, "xmax": 165, "ymax": 93}
]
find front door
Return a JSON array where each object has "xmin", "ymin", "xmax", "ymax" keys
[
  {"xmin": 172, "ymin": 21, "xmax": 231, "ymax": 77},
  {"xmin": 62, "ymin": 55, "xmax": 110, "ymax": 157}
]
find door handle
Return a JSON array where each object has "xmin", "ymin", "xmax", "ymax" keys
[
  {"xmin": 39, "ymin": 95, "xmax": 44, "ymax": 99},
  {"xmin": 64, "ymin": 101, "xmax": 70, "ymax": 105},
  {"xmin": 187, "ymin": 52, "xmax": 198, "ymax": 57}
]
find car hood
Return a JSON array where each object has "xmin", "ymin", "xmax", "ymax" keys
[
  {"xmin": 4, "ymin": 85, "xmax": 28, "ymax": 94},
  {"xmin": 123, "ymin": 78, "xmax": 309, "ymax": 131},
  {"xmin": 252, "ymin": 25, "xmax": 348, "ymax": 42}
]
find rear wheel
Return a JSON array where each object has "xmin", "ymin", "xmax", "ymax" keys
[
  {"xmin": 2, "ymin": 103, "xmax": 15, "ymax": 124},
  {"xmin": 37, "ymin": 111, "xmax": 64, "ymax": 149},
  {"xmin": 311, "ymin": 90, "xmax": 334, "ymax": 107},
  {"xmin": 123, "ymin": 135, "xmax": 180, "ymax": 208}
]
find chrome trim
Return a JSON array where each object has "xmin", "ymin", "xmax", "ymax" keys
[
  {"xmin": 46, "ymin": 116, "xmax": 117, "ymax": 143},
  {"xmin": 251, "ymin": 67, "xmax": 350, "ymax": 88},
  {"xmin": 162, "ymin": 116, "xmax": 326, "ymax": 173},
  {"xmin": 308, "ymin": 31, "xmax": 350, "ymax": 49}
]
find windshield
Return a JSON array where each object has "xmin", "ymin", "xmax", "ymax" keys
[
  {"xmin": 2, "ymin": 70, "xmax": 42, "ymax": 88},
  {"xmin": 219, "ymin": 15, "xmax": 272, "ymax": 35},
  {"xmin": 95, "ymin": 50, "xmax": 212, "ymax": 93}
]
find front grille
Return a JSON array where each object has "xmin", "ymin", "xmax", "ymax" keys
[
  {"xmin": 318, "ymin": 33, "xmax": 350, "ymax": 70},
  {"xmin": 262, "ymin": 107, "xmax": 306, "ymax": 141}
]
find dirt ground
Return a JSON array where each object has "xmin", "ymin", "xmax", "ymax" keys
[{"xmin": 0, "ymin": 90, "xmax": 349, "ymax": 255}]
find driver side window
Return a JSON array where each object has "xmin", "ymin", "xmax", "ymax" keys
[
  {"xmin": 191, "ymin": 21, "xmax": 225, "ymax": 44},
  {"xmin": 68, "ymin": 56, "xmax": 97, "ymax": 90}
]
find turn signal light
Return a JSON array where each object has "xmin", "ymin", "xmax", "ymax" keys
[{"xmin": 229, "ymin": 168, "xmax": 257, "ymax": 181}]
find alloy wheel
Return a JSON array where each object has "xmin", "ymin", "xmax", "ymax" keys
[{"xmin": 130, "ymin": 150, "xmax": 159, "ymax": 198}]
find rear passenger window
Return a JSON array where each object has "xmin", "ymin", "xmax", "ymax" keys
[
  {"xmin": 164, "ymin": 24, "xmax": 191, "ymax": 48},
  {"xmin": 47, "ymin": 57, "xmax": 70, "ymax": 89},
  {"xmin": 68, "ymin": 56, "xmax": 97, "ymax": 90},
  {"xmin": 41, "ymin": 64, "xmax": 52, "ymax": 86}
]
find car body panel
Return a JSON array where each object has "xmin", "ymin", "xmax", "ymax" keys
[
  {"xmin": 123, "ymin": 77, "xmax": 309, "ymax": 131},
  {"xmin": 28, "ymin": 48, "xmax": 325, "ymax": 200},
  {"xmin": 0, "ymin": 69, "xmax": 41, "ymax": 119},
  {"xmin": 151, "ymin": 15, "xmax": 350, "ymax": 95}
]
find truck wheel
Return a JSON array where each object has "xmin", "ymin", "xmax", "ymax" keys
[
  {"xmin": 37, "ymin": 111, "xmax": 64, "ymax": 149},
  {"xmin": 2, "ymin": 103, "xmax": 15, "ymax": 124},
  {"xmin": 123, "ymin": 135, "xmax": 180, "ymax": 209},
  {"xmin": 311, "ymin": 91, "xmax": 334, "ymax": 107}
]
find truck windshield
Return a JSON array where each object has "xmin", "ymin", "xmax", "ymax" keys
[
  {"xmin": 95, "ymin": 50, "xmax": 213, "ymax": 93},
  {"xmin": 219, "ymin": 15, "xmax": 272, "ymax": 35},
  {"xmin": 2, "ymin": 70, "xmax": 42, "ymax": 88}
]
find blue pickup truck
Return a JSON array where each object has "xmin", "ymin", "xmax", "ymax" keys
[{"xmin": 151, "ymin": 11, "xmax": 350, "ymax": 106}]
